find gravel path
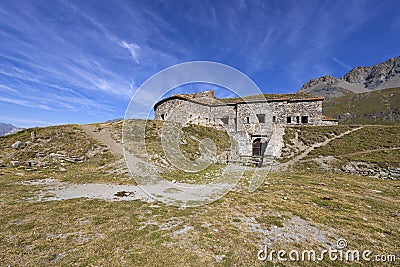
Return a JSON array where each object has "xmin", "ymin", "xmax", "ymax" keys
[{"xmin": 81, "ymin": 125, "xmax": 124, "ymax": 156}]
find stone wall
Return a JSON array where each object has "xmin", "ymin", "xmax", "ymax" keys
[
  {"xmin": 319, "ymin": 120, "xmax": 339, "ymax": 126},
  {"xmin": 155, "ymin": 99, "xmax": 238, "ymax": 132},
  {"xmin": 155, "ymin": 99, "xmax": 211, "ymax": 126},
  {"xmin": 341, "ymin": 161, "xmax": 400, "ymax": 180},
  {"xmin": 154, "ymin": 93, "xmax": 335, "ymax": 158},
  {"xmin": 270, "ymin": 100, "xmax": 323, "ymax": 126}
]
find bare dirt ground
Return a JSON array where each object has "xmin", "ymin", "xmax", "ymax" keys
[{"xmin": 81, "ymin": 124, "xmax": 124, "ymax": 156}]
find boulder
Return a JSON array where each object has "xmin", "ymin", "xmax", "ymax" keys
[{"xmin": 11, "ymin": 141, "xmax": 24, "ymax": 149}]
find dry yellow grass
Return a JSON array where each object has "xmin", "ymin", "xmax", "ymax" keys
[{"xmin": 0, "ymin": 122, "xmax": 399, "ymax": 266}]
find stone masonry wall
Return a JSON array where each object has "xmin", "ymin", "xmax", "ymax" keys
[{"xmin": 154, "ymin": 94, "xmax": 333, "ymax": 157}]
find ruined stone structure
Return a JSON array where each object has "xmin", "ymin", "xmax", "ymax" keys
[{"xmin": 154, "ymin": 90, "xmax": 337, "ymax": 160}]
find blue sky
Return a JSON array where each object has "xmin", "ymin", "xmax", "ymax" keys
[{"xmin": 0, "ymin": 0, "xmax": 399, "ymax": 127}]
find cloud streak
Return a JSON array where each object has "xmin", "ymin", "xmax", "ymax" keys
[
  {"xmin": 120, "ymin": 41, "xmax": 141, "ymax": 63},
  {"xmin": 0, "ymin": 0, "xmax": 399, "ymax": 127},
  {"xmin": 332, "ymin": 57, "xmax": 353, "ymax": 71}
]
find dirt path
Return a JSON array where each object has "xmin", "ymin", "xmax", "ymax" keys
[
  {"xmin": 80, "ymin": 125, "xmax": 124, "ymax": 156},
  {"xmin": 340, "ymin": 146, "xmax": 400, "ymax": 157},
  {"xmin": 279, "ymin": 126, "xmax": 364, "ymax": 170}
]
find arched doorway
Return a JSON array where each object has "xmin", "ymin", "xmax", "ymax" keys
[{"xmin": 252, "ymin": 138, "xmax": 262, "ymax": 156}]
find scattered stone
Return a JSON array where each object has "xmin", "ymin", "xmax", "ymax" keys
[
  {"xmin": 11, "ymin": 141, "xmax": 24, "ymax": 149},
  {"xmin": 51, "ymin": 252, "xmax": 65, "ymax": 263},
  {"xmin": 172, "ymin": 225, "xmax": 193, "ymax": 237},
  {"xmin": 31, "ymin": 131, "xmax": 36, "ymax": 142},
  {"xmin": 341, "ymin": 161, "xmax": 400, "ymax": 180},
  {"xmin": 171, "ymin": 179, "xmax": 176, "ymax": 183},
  {"xmin": 283, "ymin": 196, "xmax": 288, "ymax": 200},
  {"xmin": 214, "ymin": 254, "xmax": 226, "ymax": 262},
  {"xmin": 11, "ymin": 161, "xmax": 22, "ymax": 167},
  {"xmin": 114, "ymin": 191, "xmax": 133, "ymax": 197}
]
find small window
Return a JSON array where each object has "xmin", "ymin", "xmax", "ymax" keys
[
  {"xmin": 246, "ymin": 117, "xmax": 250, "ymax": 123},
  {"xmin": 301, "ymin": 116, "xmax": 308, "ymax": 123},
  {"xmin": 296, "ymin": 116, "xmax": 300, "ymax": 124},
  {"xmin": 221, "ymin": 117, "xmax": 229, "ymax": 125},
  {"xmin": 256, "ymin": 114, "xmax": 265, "ymax": 123},
  {"xmin": 287, "ymin": 116, "xmax": 291, "ymax": 123},
  {"xmin": 272, "ymin": 116, "xmax": 276, "ymax": 123},
  {"xmin": 234, "ymin": 118, "xmax": 237, "ymax": 125},
  {"xmin": 161, "ymin": 114, "xmax": 165, "ymax": 120}
]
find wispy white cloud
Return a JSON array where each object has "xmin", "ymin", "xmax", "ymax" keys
[
  {"xmin": 120, "ymin": 41, "xmax": 141, "ymax": 63},
  {"xmin": 0, "ymin": 0, "xmax": 398, "ymax": 127},
  {"xmin": 332, "ymin": 57, "xmax": 353, "ymax": 71},
  {"xmin": 0, "ymin": 84, "xmax": 18, "ymax": 93},
  {"xmin": 0, "ymin": 96, "xmax": 53, "ymax": 110}
]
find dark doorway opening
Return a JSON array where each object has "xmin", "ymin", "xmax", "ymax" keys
[{"xmin": 252, "ymin": 138, "xmax": 262, "ymax": 156}]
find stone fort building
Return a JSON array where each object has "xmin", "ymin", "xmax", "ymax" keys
[{"xmin": 154, "ymin": 90, "xmax": 337, "ymax": 162}]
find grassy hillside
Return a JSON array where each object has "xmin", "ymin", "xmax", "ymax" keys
[
  {"xmin": 281, "ymin": 125, "xmax": 400, "ymax": 175},
  {"xmin": 0, "ymin": 120, "xmax": 231, "ymax": 185},
  {"xmin": 1, "ymin": 121, "xmax": 399, "ymax": 266},
  {"xmin": 323, "ymin": 87, "xmax": 400, "ymax": 124},
  {"xmin": 0, "ymin": 124, "xmax": 125, "ymax": 184}
]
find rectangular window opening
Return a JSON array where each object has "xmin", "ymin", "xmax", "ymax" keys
[
  {"xmin": 272, "ymin": 116, "xmax": 276, "ymax": 123},
  {"xmin": 246, "ymin": 117, "xmax": 250, "ymax": 123},
  {"xmin": 286, "ymin": 116, "xmax": 291, "ymax": 124},
  {"xmin": 221, "ymin": 117, "xmax": 229, "ymax": 125},
  {"xmin": 256, "ymin": 114, "xmax": 265, "ymax": 123},
  {"xmin": 301, "ymin": 116, "xmax": 309, "ymax": 123},
  {"xmin": 296, "ymin": 116, "xmax": 300, "ymax": 124}
]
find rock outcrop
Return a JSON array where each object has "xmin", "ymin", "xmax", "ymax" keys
[{"xmin": 299, "ymin": 56, "xmax": 400, "ymax": 99}]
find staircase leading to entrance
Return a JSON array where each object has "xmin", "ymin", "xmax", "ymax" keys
[
  {"xmin": 229, "ymin": 125, "xmax": 285, "ymax": 167},
  {"xmin": 228, "ymin": 155, "xmax": 277, "ymax": 167}
]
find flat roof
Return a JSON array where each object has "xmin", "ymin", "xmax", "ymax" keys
[{"xmin": 154, "ymin": 92, "xmax": 324, "ymax": 110}]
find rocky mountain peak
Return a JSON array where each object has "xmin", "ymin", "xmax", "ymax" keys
[
  {"xmin": 342, "ymin": 66, "xmax": 372, "ymax": 83},
  {"xmin": 300, "ymin": 75, "xmax": 340, "ymax": 91},
  {"xmin": 343, "ymin": 56, "xmax": 400, "ymax": 88},
  {"xmin": 299, "ymin": 56, "xmax": 400, "ymax": 99},
  {"xmin": 0, "ymin": 123, "xmax": 23, "ymax": 136}
]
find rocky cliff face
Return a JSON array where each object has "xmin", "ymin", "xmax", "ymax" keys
[{"xmin": 300, "ymin": 56, "xmax": 400, "ymax": 99}]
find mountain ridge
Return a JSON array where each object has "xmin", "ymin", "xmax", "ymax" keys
[
  {"xmin": 0, "ymin": 123, "xmax": 23, "ymax": 136},
  {"xmin": 299, "ymin": 56, "xmax": 400, "ymax": 99}
]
